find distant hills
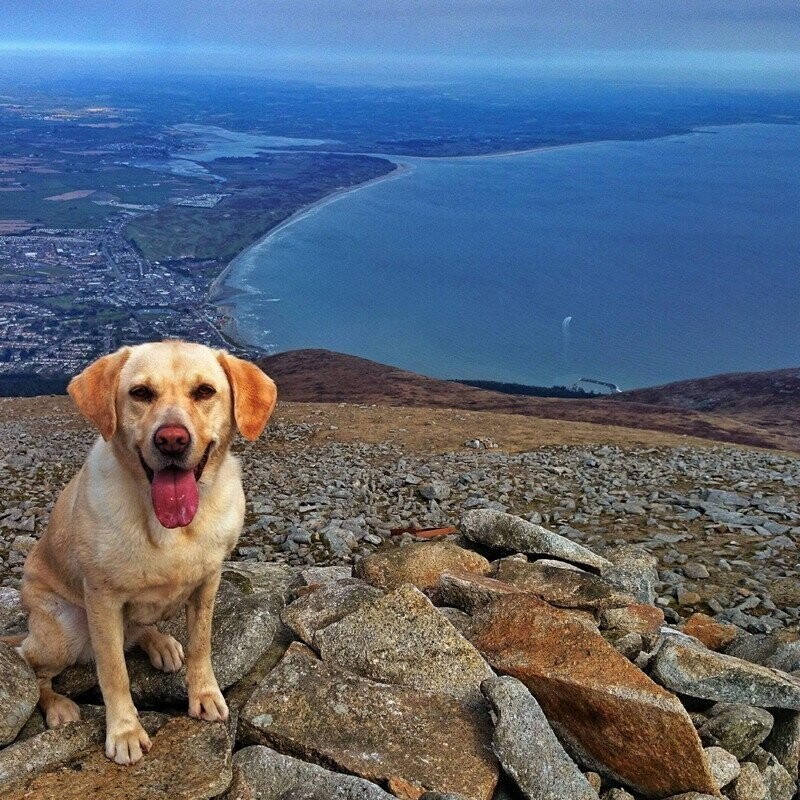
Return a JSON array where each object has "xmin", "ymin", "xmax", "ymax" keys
[{"xmin": 260, "ymin": 349, "xmax": 800, "ymax": 452}]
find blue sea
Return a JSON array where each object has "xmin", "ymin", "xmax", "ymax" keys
[{"xmin": 219, "ymin": 123, "xmax": 800, "ymax": 389}]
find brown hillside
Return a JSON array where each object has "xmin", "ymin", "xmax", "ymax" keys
[
  {"xmin": 259, "ymin": 350, "xmax": 798, "ymax": 452},
  {"xmin": 616, "ymin": 368, "xmax": 800, "ymax": 449}
]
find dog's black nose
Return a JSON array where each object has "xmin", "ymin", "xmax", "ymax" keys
[{"xmin": 154, "ymin": 425, "xmax": 191, "ymax": 456}]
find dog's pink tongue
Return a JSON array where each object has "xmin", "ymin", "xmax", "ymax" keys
[{"xmin": 151, "ymin": 467, "xmax": 199, "ymax": 529}]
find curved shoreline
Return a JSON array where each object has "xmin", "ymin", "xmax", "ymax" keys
[{"xmin": 207, "ymin": 160, "xmax": 412, "ymax": 304}]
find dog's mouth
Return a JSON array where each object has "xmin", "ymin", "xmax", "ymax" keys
[{"xmin": 137, "ymin": 442, "xmax": 213, "ymax": 530}]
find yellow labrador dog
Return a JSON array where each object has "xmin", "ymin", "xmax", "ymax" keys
[{"xmin": 13, "ymin": 341, "xmax": 276, "ymax": 765}]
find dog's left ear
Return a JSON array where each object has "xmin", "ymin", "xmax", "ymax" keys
[
  {"xmin": 68, "ymin": 347, "xmax": 131, "ymax": 441},
  {"xmin": 217, "ymin": 352, "xmax": 278, "ymax": 440}
]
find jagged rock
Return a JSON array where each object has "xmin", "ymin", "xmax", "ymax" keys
[
  {"xmin": 0, "ymin": 707, "xmax": 159, "ymax": 786},
  {"xmin": 725, "ymin": 633, "xmax": 800, "ymax": 673},
  {"xmin": 698, "ymin": 704, "xmax": 773, "ymax": 759},
  {"xmin": 651, "ymin": 637, "xmax": 800, "ymax": 709},
  {"xmin": 599, "ymin": 604, "xmax": 664, "ymax": 635},
  {"xmin": 762, "ymin": 761, "xmax": 795, "ymax": 800},
  {"xmin": 470, "ymin": 595, "xmax": 716, "ymax": 798},
  {"xmin": 295, "ymin": 565, "xmax": 354, "ymax": 587},
  {"xmin": 354, "ymin": 541, "xmax": 491, "ymax": 595},
  {"xmin": 55, "ymin": 579, "xmax": 279, "ymax": 704},
  {"xmin": 703, "ymin": 746, "xmax": 740, "ymax": 789},
  {"xmin": 600, "ymin": 790, "xmax": 634, "ymax": 800},
  {"xmin": 494, "ymin": 560, "xmax": 634, "ymax": 611},
  {"xmin": 727, "ymin": 762, "xmax": 767, "ymax": 800},
  {"xmin": 460, "ymin": 510, "xmax": 610, "ymax": 571},
  {"xmin": 601, "ymin": 546, "xmax": 658, "ymax": 604},
  {"xmin": 220, "ymin": 561, "xmax": 295, "ymax": 600},
  {"xmin": 482, "ymin": 676, "xmax": 597, "ymax": 800},
  {"xmin": 240, "ymin": 643, "xmax": 498, "ymax": 800},
  {"xmin": 1, "ymin": 716, "xmax": 231, "ymax": 800},
  {"xmin": 0, "ymin": 642, "xmax": 38, "ymax": 746},
  {"xmin": 661, "ymin": 794, "xmax": 718, "ymax": 800},
  {"xmin": 226, "ymin": 745, "xmax": 395, "ymax": 799},
  {"xmin": 763, "ymin": 709, "xmax": 800, "ymax": 777},
  {"xmin": 0, "ymin": 587, "xmax": 25, "ymax": 635},
  {"xmin": 314, "ymin": 584, "xmax": 493, "ymax": 707},
  {"xmin": 280, "ymin": 579, "xmax": 383, "ymax": 644},
  {"xmin": 680, "ymin": 614, "xmax": 739, "ymax": 651},
  {"xmin": 437, "ymin": 570, "xmax": 520, "ymax": 613},
  {"xmin": 436, "ymin": 607, "xmax": 473, "ymax": 637}
]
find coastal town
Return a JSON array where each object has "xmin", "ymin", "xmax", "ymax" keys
[{"xmin": 0, "ymin": 223, "xmax": 248, "ymax": 378}]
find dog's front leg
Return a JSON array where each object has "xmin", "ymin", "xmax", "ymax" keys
[
  {"xmin": 185, "ymin": 572, "xmax": 229, "ymax": 722},
  {"xmin": 84, "ymin": 587, "xmax": 151, "ymax": 764}
]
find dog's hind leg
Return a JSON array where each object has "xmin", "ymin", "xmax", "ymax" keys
[
  {"xmin": 19, "ymin": 587, "xmax": 91, "ymax": 728},
  {"xmin": 128, "ymin": 625, "xmax": 185, "ymax": 674}
]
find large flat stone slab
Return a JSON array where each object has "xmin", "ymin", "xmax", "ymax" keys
[
  {"xmin": 281, "ymin": 579, "xmax": 383, "ymax": 645},
  {"xmin": 460, "ymin": 511, "xmax": 610, "ymax": 571},
  {"xmin": 0, "ymin": 708, "xmax": 162, "ymax": 787},
  {"xmin": 482, "ymin": 676, "xmax": 597, "ymax": 800},
  {"xmin": 354, "ymin": 541, "xmax": 491, "ymax": 594},
  {"xmin": 55, "ymin": 578, "xmax": 279, "ymax": 704},
  {"xmin": 227, "ymin": 745, "xmax": 395, "ymax": 799},
  {"xmin": 651, "ymin": 637, "xmax": 800, "ymax": 709},
  {"xmin": 240, "ymin": 643, "xmax": 498, "ymax": 800},
  {"xmin": 314, "ymin": 584, "xmax": 493, "ymax": 707},
  {"xmin": 494, "ymin": 560, "xmax": 634, "ymax": 611},
  {"xmin": 2, "ymin": 716, "xmax": 231, "ymax": 800},
  {"xmin": 470, "ymin": 595, "xmax": 717, "ymax": 799},
  {"xmin": 0, "ymin": 642, "xmax": 38, "ymax": 746}
]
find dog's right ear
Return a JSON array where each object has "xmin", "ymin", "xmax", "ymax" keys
[{"xmin": 68, "ymin": 348, "xmax": 131, "ymax": 441}]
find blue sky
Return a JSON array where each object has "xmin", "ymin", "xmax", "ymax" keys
[{"xmin": 2, "ymin": 1, "xmax": 798, "ymax": 83}]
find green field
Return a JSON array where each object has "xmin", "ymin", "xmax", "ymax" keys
[{"xmin": 0, "ymin": 164, "xmax": 204, "ymax": 228}]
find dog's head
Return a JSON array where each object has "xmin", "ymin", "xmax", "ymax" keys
[{"xmin": 68, "ymin": 341, "xmax": 277, "ymax": 529}]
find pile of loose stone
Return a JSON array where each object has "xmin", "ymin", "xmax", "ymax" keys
[
  {"xmin": 1, "ymin": 509, "xmax": 799, "ymax": 800},
  {"xmin": 2, "ymin": 413, "xmax": 800, "ymax": 640}
]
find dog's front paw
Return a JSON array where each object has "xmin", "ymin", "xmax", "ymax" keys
[
  {"xmin": 142, "ymin": 631, "xmax": 185, "ymax": 673},
  {"xmin": 105, "ymin": 719, "xmax": 152, "ymax": 765},
  {"xmin": 188, "ymin": 683, "xmax": 229, "ymax": 722}
]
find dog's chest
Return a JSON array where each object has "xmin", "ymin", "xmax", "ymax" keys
[{"xmin": 121, "ymin": 532, "xmax": 230, "ymax": 625}]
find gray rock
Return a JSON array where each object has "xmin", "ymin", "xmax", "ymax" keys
[
  {"xmin": 56, "ymin": 578, "xmax": 279, "ymax": 704},
  {"xmin": 763, "ymin": 709, "xmax": 800, "ymax": 777},
  {"xmin": 651, "ymin": 637, "xmax": 800, "ymax": 709},
  {"xmin": 702, "ymin": 746, "xmax": 740, "ymax": 789},
  {"xmin": 315, "ymin": 584, "xmax": 493, "ymax": 707},
  {"xmin": 227, "ymin": 745, "xmax": 395, "ymax": 799},
  {"xmin": 762, "ymin": 761, "xmax": 795, "ymax": 800},
  {"xmin": 482, "ymin": 676, "xmax": 597, "ymax": 800},
  {"xmin": 436, "ymin": 607, "xmax": 474, "ymax": 637},
  {"xmin": 601, "ymin": 546, "xmax": 658, "ymax": 604},
  {"xmin": 726, "ymin": 761, "xmax": 767, "ymax": 800},
  {"xmin": 0, "ymin": 587, "xmax": 25, "ymax": 635},
  {"xmin": 698, "ymin": 704, "xmax": 773, "ymax": 759},
  {"xmin": 701, "ymin": 489, "xmax": 749, "ymax": 508},
  {"xmin": 419, "ymin": 481, "xmax": 452, "ymax": 501},
  {"xmin": 240, "ymin": 643, "xmax": 499, "ymax": 800},
  {"xmin": 323, "ymin": 525, "xmax": 358, "ymax": 555},
  {"xmin": 0, "ymin": 642, "xmax": 38, "ymax": 746},
  {"xmin": 295, "ymin": 565, "xmax": 354, "ymax": 586},
  {"xmin": 460, "ymin": 510, "xmax": 610, "ymax": 571},
  {"xmin": 280, "ymin": 580, "xmax": 383, "ymax": 645}
]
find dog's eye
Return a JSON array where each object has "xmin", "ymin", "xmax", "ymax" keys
[
  {"xmin": 129, "ymin": 386, "xmax": 155, "ymax": 402},
  {"xmin": 193, "ymin": 384, "xmax": 216, "ymax": 400}
]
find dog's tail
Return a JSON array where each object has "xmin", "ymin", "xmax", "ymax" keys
[{"xmin": 0, "ymin": 634, "xmax": 26, "ymax": 647}]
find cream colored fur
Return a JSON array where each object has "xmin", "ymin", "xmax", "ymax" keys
[{"xmin": 14, "ymin": 341, "xmax": 277, "ymax": 764}]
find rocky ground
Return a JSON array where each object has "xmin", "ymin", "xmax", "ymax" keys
[
  {"xmin": 0, "ymin": 398, "xmax": 799, "ymax": 798},
  {"xmin": 1, "ymin": 399, "xmax": 798, "ymax": 632}
]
